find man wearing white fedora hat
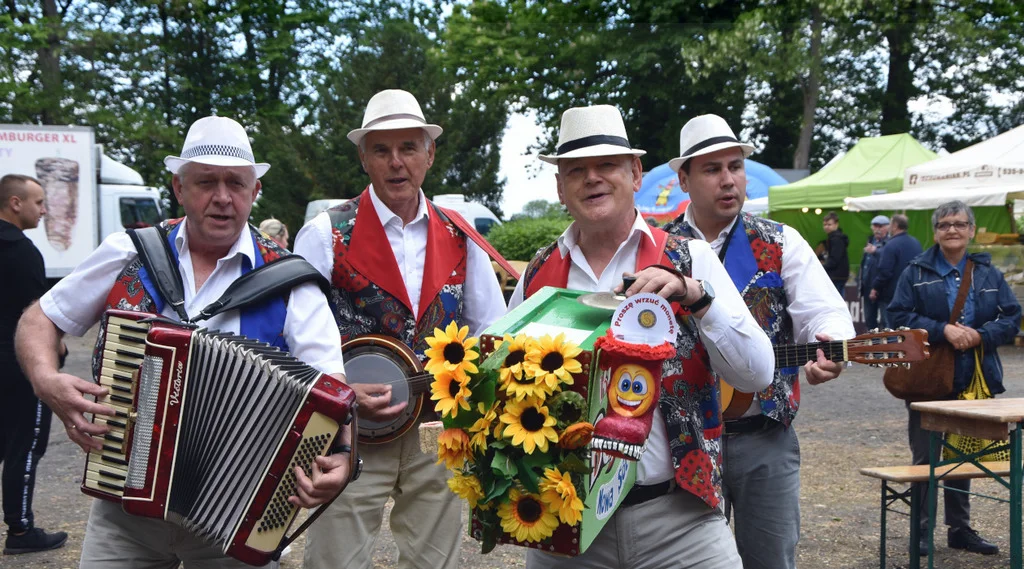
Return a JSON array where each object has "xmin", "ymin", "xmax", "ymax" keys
[
  {"xmin": 509, "ymin": 105, "xmax": 774, "ymax": 569},
  {"xmin": 15, "ymin": 116, "xmax": 351, "ymax": 568},
  {"xmin": 663, "ymin": 114, "xmax": 855, "ymax": 569},
  {"xmin": 295, "ymin": 89, "xmax": 506, "ymax": 569}
]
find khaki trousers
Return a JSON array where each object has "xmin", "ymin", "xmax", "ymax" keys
[
  {"xmin": 303, "ymin": 424, "xmax": 462, "ymax": 569},
  {"xmin": 526, "ymin": 489, "xmax": 741, "ymax": 569},
  {"xmin": 79, "ymin": 499, "xmax": 275, "ymax": 569}
]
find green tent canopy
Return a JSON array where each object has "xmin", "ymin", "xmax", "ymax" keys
[{"xmin": 768, "ymin": 134, "xmax": 938, "ymax": 210}]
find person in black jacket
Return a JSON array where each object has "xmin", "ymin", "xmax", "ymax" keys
[
  {"xmin": 819, "ymin": 211, "xmax": 849, "ymax": 296},
  {"xmin": 0, "ymin": 174, "xmax": 67, "ymax": 554},
  {"xmin": 872, "ymin": 214, "xmax": 923, "ymax": 328}
]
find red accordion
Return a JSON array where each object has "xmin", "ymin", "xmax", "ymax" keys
[{"xmin": 82, "ymin": 310, "xmax": 355, "ymax": 566}]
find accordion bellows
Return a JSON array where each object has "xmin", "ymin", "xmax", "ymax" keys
[{"xmin": 84, "ymin": 310, "xmax": 355, "ymax": 566}]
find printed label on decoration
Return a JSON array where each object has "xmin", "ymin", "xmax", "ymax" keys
[
  {"xmin": 594, "ymin": 460, "xmax": 630, "ymax": 520},
  {"xmin": 610, "ymin": 293, "xmax": 676, "ymax": 345}
]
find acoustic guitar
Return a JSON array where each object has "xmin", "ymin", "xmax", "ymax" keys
[{"xmin": 719, "ymin": 328, "xmax": 930, "ymax": 420}]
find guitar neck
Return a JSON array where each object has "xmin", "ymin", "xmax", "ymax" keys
[{"xmin": 774, "ymin": 340, "xmax": 846, "ymax": 369}]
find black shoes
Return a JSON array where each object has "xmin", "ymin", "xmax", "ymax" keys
[
  {"xmin": 3, "ymin": 527, "xmax": 68, "ymax": 555},
  {"xmin": 948, "ymin": 526, "xmax": 999, "ymax": 555},
  {"xmin": 918, "ymin": 536, "xmax": 929, "ymax": 556}
]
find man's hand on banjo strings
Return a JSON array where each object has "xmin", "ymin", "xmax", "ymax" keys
[{"xmin": 351, "ymin": 382, "xmax": 408, "ymax": 422}]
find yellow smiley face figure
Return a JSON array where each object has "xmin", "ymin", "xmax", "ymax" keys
[{"xmin": 608, "ymin": 363, "xmax": 656, "ymax": 418}]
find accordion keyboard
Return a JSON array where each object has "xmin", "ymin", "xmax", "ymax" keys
[{"xmin": 83, "ymin": 315, "xmax": 151, "ymax": 497}]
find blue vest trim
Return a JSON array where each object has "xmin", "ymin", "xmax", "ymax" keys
[
  {"xmin": 136, "ymin": 224, "xmax": 289, "ymax": 351},
  {"xmin": 722, "ymin": 216, "xmax": 758, "ymax": 294}
]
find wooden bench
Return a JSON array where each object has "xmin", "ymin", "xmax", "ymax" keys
[{"xmin": 859, "ymin": 461, "xmax": 1011, "ymax": 569}]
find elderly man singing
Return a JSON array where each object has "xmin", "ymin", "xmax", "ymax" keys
[
  {"xmin": 296, "ymin": 89, "xmax": 506, "ymax": 569},
  {"xmin": 509, "ymin": 105, "xmax": 774, "ymax": 569},
  {"xmin": 15, "ymin": 116, "xmax": 350, "ymax": 568}
]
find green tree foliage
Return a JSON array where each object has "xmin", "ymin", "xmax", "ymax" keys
[
  {"xmin": 488, "ymin": 214, "xmax": 571, "ymax": 262},
  {"xmin": 519, "ymin": 199, "xmax": 565, "ymax": 220},
  {"xmin": 1, "ymin": 0, "xmax": 506, "ymax": 232}
]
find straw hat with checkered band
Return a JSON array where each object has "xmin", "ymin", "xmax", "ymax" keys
[{"xmin": 164, "ymin": 116, "xmax": 271, "ymax": 178}]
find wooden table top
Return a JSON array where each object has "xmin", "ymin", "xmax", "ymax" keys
[{"xmin": 911, "ymin": 397, "xmax": 1024, "ymax": 424}]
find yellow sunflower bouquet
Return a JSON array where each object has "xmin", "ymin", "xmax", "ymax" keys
[{"xmin": 425, "ymin": 322, "xmax": 593, "ymax": 553}]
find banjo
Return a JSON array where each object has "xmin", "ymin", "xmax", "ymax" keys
[
  {"xmin": 342, "ymin": 335, "xmax": 433, "ymax": 444},
  {"xmin": 719, "ymin": 328, "xmax": 930, "ymax": 420}
]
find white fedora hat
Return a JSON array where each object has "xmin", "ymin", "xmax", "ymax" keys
[
  {"xmin": 668, "ymin": 114, "xmax": 754, "ymax": 172},
  {"xmin": 164, "ymin": 116, "xmax": 270, "ymax": 178},
  {"xmin": 347, "ymin": 89, "xmax": 443, "ymax": 145},
  {"xmin": 539, "ymin": 105, "xmax": 645, "ymax": 164}
]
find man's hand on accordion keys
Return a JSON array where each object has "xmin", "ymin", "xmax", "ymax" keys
[
  {"xmin": 289, "ymin": 452, "xmax": 353, "ymax": 508},
  {"xmin": 36, "ymin": 370, "xmax": 116, "ymax": 453}
]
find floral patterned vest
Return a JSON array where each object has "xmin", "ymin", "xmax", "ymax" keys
[
  {"xmin": 326, "ymin": 190, "xmax": 467, "ymax": 357},
  {"xmin": 664, "ymin": 212, "xmax": 798, "ymax": 426},
  {"xmin": 93, "ymin": 218, "xmax": 290, "ymax": 380},
  {"xmin": 521, "ymin": 227, "xmax": 725, "ymax": 509}
]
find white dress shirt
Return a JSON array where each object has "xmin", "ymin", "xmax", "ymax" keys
[
  {"xmin": 294, "ymin": 187, "xmax": 506, "ymax": 337},
  {"xmin": 679, "ymin": 208, "xmax": 857, "ymax": 416},
  {"xmin": 509, "ymin": 210, "xmax": 774, "ymax": 484},
  {"xmin": 40, "ymin": 217, "xmax": 345, "ymax": 375}
]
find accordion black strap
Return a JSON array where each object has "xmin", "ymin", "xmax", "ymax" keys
[
  {"xmin": 128, "ymin": 226, "xmax": 189, "ymax": 321},
  {"xmin": 189, "ymin": 255, "xmax": 330, "ymax": 323},
  {"xmin": 128, "ymin": 226, "xmax": 329, "ymax": 324}
]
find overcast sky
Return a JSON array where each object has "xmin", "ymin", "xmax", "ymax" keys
[{"xmin": 498, "ymin": 112, "xmax": 557, "ymax": 217}]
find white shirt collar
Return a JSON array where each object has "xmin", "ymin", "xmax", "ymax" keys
[
  {"xmin": 682, "ymin": 206, "xmax": 739, "ymax": 242},
  {"xmin": 368, "ymin": 184, "xmax": 430, "ymax": 227},
  {"xmin": 557, "ymin": 208, "xmax": 656, "ymax": 256},
  {"xmin": 173, "ymin": 217, "xmax": 256, "ymax": 266}
]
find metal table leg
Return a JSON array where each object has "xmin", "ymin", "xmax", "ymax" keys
[{"xmin": 1011, "ymin": 422, "xmax": 1022, "ymax": 569}]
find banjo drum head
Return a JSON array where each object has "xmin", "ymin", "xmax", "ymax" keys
[{"xmin": 343, "ymin": 342, "xmax": 420, "ymax": 438}]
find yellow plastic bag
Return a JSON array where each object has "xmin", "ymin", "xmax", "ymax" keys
[{"xmin": 943, "ymin": 346, "xmax": 1010, "ymax": 462}]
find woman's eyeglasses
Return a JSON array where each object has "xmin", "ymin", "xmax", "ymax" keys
[{"xmin": 935, "ymin": 221, "xmax": 971, "ymax": 232}]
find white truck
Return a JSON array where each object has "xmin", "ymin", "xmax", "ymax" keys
[{"xmin": 0, "ymin": 125, "xmax": 163, "ymax": 278}]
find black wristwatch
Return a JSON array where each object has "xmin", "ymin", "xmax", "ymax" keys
[{"xmin": 687, "ymin": 280, "xmax": 715, "ymax": 312}]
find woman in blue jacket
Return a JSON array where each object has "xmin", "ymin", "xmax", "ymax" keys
[{"xmin": 888, "ymin": 200, "xmax": 1022, "ymax": 557}]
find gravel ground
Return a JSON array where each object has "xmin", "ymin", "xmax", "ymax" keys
[{"xmin": 4, "ymin": 328, "xmax": 1023, "ymax": 569}]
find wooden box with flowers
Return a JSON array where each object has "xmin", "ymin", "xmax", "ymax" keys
[{"xmin": 426, "ymin": 287, "xmax": 654, "ymax": 556}]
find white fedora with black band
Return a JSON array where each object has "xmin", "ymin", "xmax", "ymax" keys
[
  {"xmin": 539, "ymin": 105, "xmax": 645, "ymax": 164},
  {"xmin": 347, "ymin": 89, "xmax": 443, "ymax": 146},
  {"xmin": 164, "ymin": 116, "xmax": 270, "ymax": 178},
  {"xmin": 668, "ymin": 114, "xmax": 754, "ymax": 172}
]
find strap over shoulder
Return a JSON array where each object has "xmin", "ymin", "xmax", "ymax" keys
[
  {"xmin": 128, "ymin": 226, "xmax": 189, "ymax": 321},
  {"xmin": 189, "ymin": 255, "xmax": 330, "ymax": 323}
]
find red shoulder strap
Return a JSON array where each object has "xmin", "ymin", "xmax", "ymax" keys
[{"xmin": 435, "ymin": 204, "xmax": 520, "ymax": 280}]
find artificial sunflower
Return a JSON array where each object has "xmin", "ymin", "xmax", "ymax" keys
[
  {"xmin": 498, "ymin": 333, "xmax": 530, "ymax": 384},
  {"xmin": 498, "ymin": 488, "xmax": 560, "ymax": 543},
  {"xmin": 447, "ymin": 472, "xmax": 486, "ymax": 510},
  {"xmin": 524, "ymin": 333, "xmax": 582, "ymax": 390},
  {"xmin": 467, "ymin": 401, "xmax": 500, "ymax": 452},
  {"xmin": 539, "ymin": 467, "xmax": 584, "ymax": 525},
  {"xmin": 499, "ymin": 397, "xmax": 558, "ymax": 454},
  {"xmin": 430, "ymin": 372, "xmax": 472, "ymax": 418},
  {"xmin": 424, "ymin": 321, "xmax": 479, "ymax": 383},
  {"xmin": 436, "ymin": 428, "xmax": 473, "ymax": 469}
]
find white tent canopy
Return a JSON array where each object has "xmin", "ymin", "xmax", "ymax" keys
[{"xmin": 846, "ymin": 123, "xmax": 1024, "ymax": 211}]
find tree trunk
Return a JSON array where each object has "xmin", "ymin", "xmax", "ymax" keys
[
  {"xmin": 794, "ymin": 4, "xmax": 822, "ymax": 170},
  {"xmin": 880, "ymin": 3, "xmax": 919, "ymax": 135},
  {"xmin": 38, "ymin": 0, "xmax": 62, "ymax": 124}
]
